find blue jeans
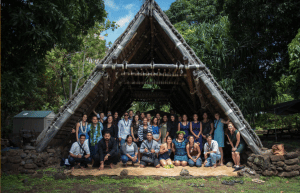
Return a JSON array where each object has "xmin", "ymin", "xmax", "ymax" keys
[
  {"xmin": 188, "ymin": 156, "xmax": 202, "ymax": 167},
  {"xmin": 121, "ymin": 154, "xmax": 138, "ymax": 164},
  {"xmin": 69, "ymin": 156, "xmax": 92, "ymax": 167},
  {"xmin": 120, "ymin": 139, "xmax": 126, "ymax": 146},
  {"xmin": 204, "ymin": 153, "xmax": 221, "ymax": 167}
]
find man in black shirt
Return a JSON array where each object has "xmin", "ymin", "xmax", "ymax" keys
[{"xmin": 94, "ymin": 131, "xmax": 118, "ymax": 169}]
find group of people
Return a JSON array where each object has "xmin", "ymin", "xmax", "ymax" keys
[{"xmin": 69, "ymin": 109, "xmax": 246, "ymax": 171}]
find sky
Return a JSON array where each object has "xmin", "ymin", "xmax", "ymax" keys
[{"xmin": 102, "ymin": 0, "xmax": 175, "ymax": 45}]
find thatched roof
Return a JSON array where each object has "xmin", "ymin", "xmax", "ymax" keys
[{"xmin": 36, "ymin": 0, "xmax": 263, "ymax": 154}]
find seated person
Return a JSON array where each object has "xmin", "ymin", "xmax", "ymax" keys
[
  {"xmin": 121, "ymin": 135, "xmax": 139, "ymax": 167},
  {"xmin": 69, "ymin": 134, "xmax": 92, "ymax": 169},
  {"xmin": 140, "ymin": 132, "xmax": 160, "ymax": 168},
  {"xmin": 173, "ymin": 131, "xmax": 188, "ymax": 167},
  {"xmin": 203, "ymin": 134, "xmax": 221, "ymax": 168},
  {"xmin": 94, "ymin": 131, "xmax": 118, "ymax": 170},
  {"xmin": 186, "ymin": 135, "xmax": 202, "ymax": 167},
  {"xmin": 158, "ymin": 135, "xmax": 173, "ymax": 167},
  {"xmin": 226, "ymin": 122, "xmax": 246, "ymax": 170}
]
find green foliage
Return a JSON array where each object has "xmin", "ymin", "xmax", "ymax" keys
[
  {"xmin": 167, "ymin": 0, "xmax": 277, "ymax": 119},
  {"xmin": 1, "ymin": 0, "xmax": 110, "ymax": 137},
  {"xmin": 253, "ymin": 113, "xmax": 299, "ymax": 130}
]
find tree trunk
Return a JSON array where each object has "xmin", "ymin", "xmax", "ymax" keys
[
  {"xmin": 69, "ymin": 75, "xmax": 72, "ymax": 99},
  {"xmin": 61, "ymin": 75, "xmax": 67, "ymax": 100}
]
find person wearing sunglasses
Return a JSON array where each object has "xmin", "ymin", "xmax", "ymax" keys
[{"xmin": 118, "ymin": 112, "xmax": 132, "ymax": 146}]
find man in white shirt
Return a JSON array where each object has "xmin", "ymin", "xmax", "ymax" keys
[
  {"xmin": 69, "ymin": 134, "xmax": 92, "ymax": 169},
  {"xmin": 118, "ymin": 112, "xmax": 132, "ymax": 146},
  {"xmin": 203, "ymin": 134, "xmax": 221, "ymax": 168}
]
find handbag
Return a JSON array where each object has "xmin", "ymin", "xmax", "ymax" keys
[
  {"xmin": 272, "ymin": 144, "xmax": 285, "ymax": 155},
  {"xmin": 78, "ymin": 142, "xmax": 87, "ymax": 157}
]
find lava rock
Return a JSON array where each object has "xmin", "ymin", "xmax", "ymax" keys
[
  {"xmin": 20, "ymin": 161, "xmax": 26, "ymax": 166},
  {"xmin": 263, "ymin": 170, "xmax": 278, "ymax": 176},
  {"xmin": 247, "ymin": 156, "xmax": 254, "ymax": 162},
  {"xmin": 120, "ymin": 169, "xmax": 129, "ymax": 176},
  {"xmin": 20, "ymin": 153, "xmax": 27, "ymax": 159},
  {"xmin": 270, "ymin": 155, "xmax": 285, "ymax": 162},
  {"xmin": 25, "ymin": 159, "xmax": 33, "ymax": 164},
  {"xmin": 23, "ymin": 145, "xmax": 36, "ymax": 150},
  {"xmin": 284, "ymin": 165, "xmax": 300, "ymax": 172},
  {"xmin": 8, "ymin": 156, "xmax": 22, "ymax": 164},
  {"xmin": 47, "ymin": 149, "xmax": 56, "ymax": 153},
  {"xmin": 275, "ymin": 161, "xmax": 285, "ymax": 167},
  {"xmin": 1, "ymin": 156, "xmax": 7, "ymax": 164},
  {"xmin": 284, "ymin": 152, "xmax": 299, "ymax": 160},
  {"xmin": 278, "ymin": 171, "xmax": 299, "ymax": 177},
  {"xmin": 284, "ymin": 158, "xmax": 299, "ymax": 165},
  {"xmin": 226, "ymin": 162, "xmax": 233, "ymax": 167},
  {"xmin": 277, "ymin": 167, "xmax": 283, "ymax": 171},
  {"xmin": 180, "ymin": 168, "xmax": 189, "ymax": 176},
  {"xmin": 24, "ymin": 163, "xmax": 37, "ymax": 169}
]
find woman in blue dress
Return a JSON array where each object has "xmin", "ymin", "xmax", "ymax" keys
[
  {"xmin": 189, "ymin": 113, "xmax": 202, "ymax": 150},
  {"xmin": 75, "ymin": 113, "xmax": 90, "ymax": 144},
  {"xmin": 152, "ymin": 117, "xmax": 161, "ymax": 144},
  {"xmin": 172, "ymin": 131, "xmax": 188, "ymax": 166},
  {"xmin": 178, "ymin": 114, "xmax": 189, "ymax": 140},
  {"xmin": 159, "ymin": 136, "xmax": 173, "ymax": 167},
  {"xmin": 214, "ymin": 112, "xmax": 229, "ymax": 166}
]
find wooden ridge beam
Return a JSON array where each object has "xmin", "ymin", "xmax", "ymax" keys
[{"xmin": 97, "ymin": 64, "xmax": 205, "ymax": 71}]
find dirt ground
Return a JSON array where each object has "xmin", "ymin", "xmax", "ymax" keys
[{"xmin": 71, "ymin": 163, "xmax": 238, "ymax": 177}]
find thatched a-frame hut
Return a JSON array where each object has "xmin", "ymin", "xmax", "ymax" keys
[{"xmin": 36, "ymin": 0, "xmax": 263, "ymax": 154}]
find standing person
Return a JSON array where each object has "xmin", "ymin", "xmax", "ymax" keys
[
  {"xmin": 136, "ymin": 111, "xmax": 141, "ymax": 118},
  {"xmin": 166, "ymin": 115, "xmax": 178, "ymax": 140},
  {"xmin": 131, "ymin": 115, "xmax": 142, "ymax": 146},
  {"xmin": 69, "ymin": 134, "xmax": 92, "ymax": 169},
  {"xmin": 203, "ymin": 134, "xmax": 221, "ymax": 168},
  {"xmin": 186, "ymin": 136, "xmax": 202, "ymax": 167},
  {"xmin": 94, "ymin": 131, "xmax": 118, "ymax": 170},
  {"xmin": 128, "ymin": 110, "xmax": 134, "ymax": 121},
  {"xmin": 118, "ymin": 112, "xmax": 132, "ymax": 146},
  {"xmin": 169, "ymin": 109, "xmax": 178, "ymax": 121},
  {"xmin": 156, "ymin": 113, "xmax": 162, "ymax": 125},
  {"xmin": 103, "ymin": 111, "xmax": 112, "ymax": 122},
  {"xmin": 226, "ymin": 122, "xmax": 246, "ymax": 170},
  {"xmin": 140, "ymin": 132, "xmax": 160, "ymax": 168},
  {"xmin": 201, "ymin": 112, "xmax": 214, "ymax": 148},
  {"xmin": 214, "ymin": 113, "xmax": 229, "ymax": 166},
  {"xmin": 159, "ymin": 135, "xmax": 173, "ymax": 167},
  {"xmin": 138, "ymin": 117, "xmax": 152, "ymax": 142},
  {"xmin": 121, "ymin": 135, "xmax": 138, "ymax": 167},
  {"xmin": 160, "ymin": 115, "xmax": 168, "ymax": 143},
  {"xmin": 146, "ymin": 113, "xmax": 152, "ymax": 125},
  {"xmin": 178, "ymin": 114, "xmax": 190, "ymax": 140},
  {"xmin": 189, "ymin": 113, "xmax": 202, "ymax": 149},
  {"xmin": 173, "ymin": 131, "xmax": 188, "ymax": 167},
  {"xmin": 93, "ymin": 110, "xmax": 105, "ymax": 124},
  {"xmin": 152, "ymin": 117, "xmax": 161, "ymax": 144},
  {"xmin": 178, "ymin": 115, "xmax": 182, "ymax": 123},
  {"xmin": 103, "ymin": 115, "xmax": 118, "ymax": 141},
  {"xmin": 113, "ymin": 112, "xmax": 120, "ymax": 126},
  {"xmin": 88, "ymin": 116, "xmax": 103, "ymax": 160},
  {"xmin": 140, "ymin": 112, "xmax": 145, "ymax": 121},
  {"xmin": 75, "ymin": 113, "xmax": 89, "ymax": 143}
]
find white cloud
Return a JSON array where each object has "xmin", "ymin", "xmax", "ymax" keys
[
  {"xmin": 105, "ymin": 0, "xmax": 119, "ymax": 10},
  {"xmin": 116, "ymin": 12, "xmax": 134, "ymax": 28},
  {"xmin": 124, "ymin": 4, "xmax": 134, "ymax": 10}
]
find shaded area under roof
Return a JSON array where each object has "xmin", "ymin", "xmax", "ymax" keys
[{"xmin": 268, "ymin": 100, "xmax": 300, "ymax": 115}]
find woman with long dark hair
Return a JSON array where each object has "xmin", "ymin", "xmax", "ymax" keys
[
  {"xmin": 103, "ymin": 115, "xmax": 118, "ymax": 141},
  {"xmin": 186, "ymin": 135, "xmax": 202, "ymax": 167},
  {"xmin": 131, "ymin": 115, "xmax": 142, "ymax": 146},
  {"xmin": 226, "ymin": 122, "xmax": 246, "ymax": 170},
  {"xmin": 75, "ymin": 113, "xmax": 89, "ymax": 143},
  {"xmin": 166, "ymin": 115, "xmax": 178, "ymax": 140},
  {"xmin": 201, "ymin": 112, "xmax": 214, "ymax": 147},
  {"xmin": 160, "ymin": 115, "xmax": 168, "ymax": 143},
  {"xmin": 173, "ymin": 131, "xmax": 188, "ymax": 167},
  {"xmin": 121, "ymin": 135, "xmax": 138, "ymax": 167},
  {"xmin": 189, "ymin": 113, "xmax": 202, "ymax": 148},
  {"xmin": 159, "ymin": 135, "xmax": 173, "ymax": 167},
  {"xmin": 178, "ymin": 114, "xmax": 189, "ymax": 140},
  {"xmin": 152, "ymin": 117, "xmax": 161, "ymax": 144}
]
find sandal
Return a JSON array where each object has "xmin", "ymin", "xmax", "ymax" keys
[{"xmin": 233, "ymin": 166, "xmax": 245, "ymax": 172}]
